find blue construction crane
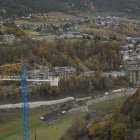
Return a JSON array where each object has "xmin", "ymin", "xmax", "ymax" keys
[
  {"xmin": 0, "ymin": 63, "xmax": 59, "ymax": 140},
  {"xmin": 21, "ymin": 63, "xmax": 29, "ymax": 140}
]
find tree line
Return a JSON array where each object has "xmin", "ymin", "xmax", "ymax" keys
[
  {"xmin": 0, "ymin": 39, "xmax": 121, "ymax": 72},
  {"xmin": 0, "ymin": 39, "xmax": 127, "ymax": 103},
  {"xmin": 0, "ymin": 75, "xmax": 129, "ymax": 104}
]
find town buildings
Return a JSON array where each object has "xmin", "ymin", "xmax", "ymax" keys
[
  {"xmin": 28, "ymin": 66, "xmax": 77, "ymax": 80},
  {"xmin": 120, "ymin": 38, "xmax": 140, "ymax": 84},
  {"xmin": 50, "ymin": 66, "xmax": 77, "ymax": 79}
]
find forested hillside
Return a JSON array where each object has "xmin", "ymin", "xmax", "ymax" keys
[
  {"xmin": 0, "ymin": 40, "xmax": 121, "ymax": 71},
  {"xmin": 93, "ymin": 0, "xmax": 140, "ymax": 15},
  {"xmin": 0, "ymin": 0, "xmax": 94, "ymax": 17},
  {"xmin": 0, "ymin": 0, "xmax": 139, "ymax": 17},
  {"xmin": 0, "ymin": 39, "xmax": 130, "ymax": 103},
  {"xmin": 88, "ymin": 89, "xmax": 140, "ymax": 140}
]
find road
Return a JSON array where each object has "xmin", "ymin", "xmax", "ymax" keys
[
  {"xmin": 0, "ymin": 88, "xmax": 136, "ymax": 110},
  {"xmin": 69, "ymin": 88, "xmax": 136, "ymax": 112},
  {"xmin": 87, "ymin": 88, "xmax": 136, "ymax": 106},
  {"xmin": 0, "ymin": 97, "xmax": 74, "ymax": 109}
]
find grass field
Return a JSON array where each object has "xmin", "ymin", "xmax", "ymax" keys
[
  {"xmin": 0, "ymin": 110, "xmax": 75, "ymax": 140},
  {"xmin": 89, "ymin": 96, "xmax": 127, "ymax": 112},
  {"xmin": 15, "ymin": 12, "xmax": 77, "ymax": 27},
  {"xmin": 23, "ymin": 30, "xmax": 41, "ymax": 36},
  {"xmin": 88, "ymin": 96, "xmax": 128, "ymax": 124}
]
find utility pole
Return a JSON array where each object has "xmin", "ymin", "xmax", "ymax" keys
[{"xmin": 35, "ymin": 131, "xmax": 37, "ymax": 140}]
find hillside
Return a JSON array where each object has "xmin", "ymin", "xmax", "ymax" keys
[
  {"xmin": 88, "ymin": 89, "xmax": 140, "ymax": 139},
  {"xmin": 110, "ymin": 89, "xmax": 140, "ymax": 139},
  {"xmin": 93, "ymin": 0, "xmax": 140, "ymax": 16},
  {"xmin": 62, "ymin": 88, "xmax": 140, "ymax": 140},
  {"xmin": 0, "ymin": 0, "xmax": 140, "ymax": 17},
  {"xmin": 0, "ymin": 0, "xmax": 94, "ymax": 17}
]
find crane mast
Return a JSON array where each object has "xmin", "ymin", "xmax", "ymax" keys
[
  {"xmin": 0, "ymin": 63, "xmax": 59, "ymax": 140},
  {"xmin": 21, "ymin": 63, "xmax": 29, "ymax": 140}
]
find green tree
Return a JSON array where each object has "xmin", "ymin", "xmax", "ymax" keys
[{"xmin": 111, "ymin": 123, "xmax": 129, "ymax": 140}]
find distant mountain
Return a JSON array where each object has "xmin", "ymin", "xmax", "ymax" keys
[
  {"xmin": 92, "ymin": 0, "xmax": 140, "ymax": 15},
  {"xmin": 0, "ymin": 0, "xmax": 95, "ymax": 17},
  {"xmin": 0, "ymin": 0, "xmax": 139, "ymax": 17}
]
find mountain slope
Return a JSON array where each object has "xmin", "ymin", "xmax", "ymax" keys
[
  {"xmin": 93, "ymin": 0, "xmax": 140, "ymax": 15},
  {"xmin": 0, "ymin": 0, "xmax": 140, "ymax": 17},
  {"xmin": 0, "ymin": 0, "xmax": 94, "ymax": 16}
]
